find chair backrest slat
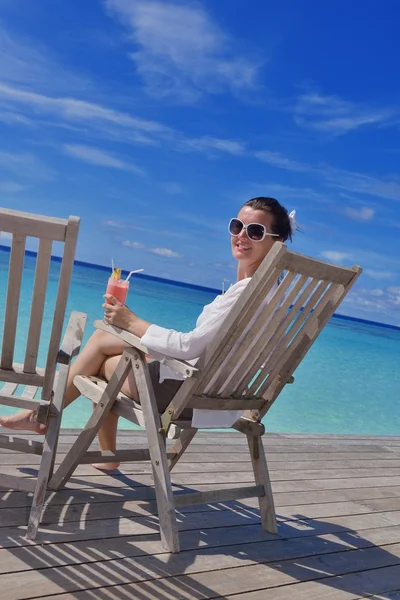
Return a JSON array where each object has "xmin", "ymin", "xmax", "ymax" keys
[
  {"xmin": 220, "ymin": 273, "xmax": 312, "ymax": 397},
  {"xmin": 42, "ymin": 217, "xmax": 80, "ymax": 399},
  {"xmin": 0, "ymin": 234, "xmax": 26, "ymax": 369},
  {"xmin": 0, "ymin": 209, "xmax": 79, "ymax": 399},
  {"xmin": 23, "ymin": 238, "xmax": 53, "ymax": 373},
  {"xmin": 246, "ymin": 279, "xmax": 332, "ymax": 396},
  {"xmin": 251, "ymin": 281, "xmax": 354, "ymax": 422},
  {"xmin": 200, "ymin": 244, "xmax": 288, "ymax": 384},
  {"xmin": 0, "ymin": 209, "xmax": 66, "ymax": 241},
  {"xmin": 250, "ymin": 282, "xmax": 341, "ymax": 398},
  {"xmin": 204, "ymin": 269, "xmax": 298, "ymax": 396}
]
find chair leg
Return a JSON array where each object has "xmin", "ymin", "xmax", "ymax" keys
[
  {"xmin": 132, "ymin": 352, "xmax": 180, "ymax": 553},
  {"xmin": 169, "ymin": 428, "xmax": 197, "ymax": 472},
  {"xmin": 247, "ymin": 433, "xmax": 278, "ymax": 534},
  {"xmin": 49, "ymin": 351, "xmax": 133, "ymax": 491},
  {"xmin": 26, "ymin": 363, "xmax": 69, "ymax": 540}
]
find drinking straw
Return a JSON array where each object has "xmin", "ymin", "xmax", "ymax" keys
[
  {"xmin": 126, "ymin": 269, "xmax": 144, "ymax": 282},
  {"xmin": 111, "ymin": 258, "xmax": 115, "ymax": 274}
]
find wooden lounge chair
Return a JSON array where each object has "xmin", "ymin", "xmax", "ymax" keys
[
  {"xmin": 0, "ymin": 208, "xmax": 87, "ymax": 539},
  {"xmin": 50, "ymin": 242, "xmax": 361, "ymax": 553}
]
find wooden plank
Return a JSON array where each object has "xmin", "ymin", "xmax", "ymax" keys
[
  {"xmin": 20, "ymin": 386, "xmax": 38, "ymax": 399},
  {"xmin": 3, "ymin": 457, "xmax": 400, "ymax": 476},
  {"xmin": 0, "ymin": 522, "xmax": 399, "ymax": 598},
  {"xmin": 78, "ymin": 449, "xmax": 152, "ymax": 464},
  {"xmin": 0, "ymin": 208, "xmax": 67, "ymax": 241},
  {"xmin": 4, "ymin": 542, "xmax": 400, "ymax": 600},
  {"xmin": 0, "ymin": 473, "xmax": 35, "ymax": 493},
  {"xmin": 247, "ymin": 434, "xmax": 277, "ymax": 533},
  {"xmin": 227, "ymin": 274, "xmax": 317, "ymax": 396},
  {"xmin": 26, "ymin": 359, "xmax": 69, "ymax": 539},
  {"xmin": 284, "ymin": 249, "xmax": 359, "ymax": 285},
  {"xmin": 23, "ymin": 238, "xmax": 52, "ymax": 373},
  {"xmin": 0, "ymin": 523, "xmax": 397, "ymax": 578},
  {"xmin": 0, "ymin": 394, "xmax": 42, "ymax": 411},
  {"xmin": 2, "ymin": 450, "xmax": 400, "ymax": 465},
  {"xmin": 42, "ymin": 216, "xmax": 80, "ymax": 399},
  {"xmin": 132, "ymin": 350, "xmax": 180, "ymax": 552},
  {"xmin": 206, "ymin": 269, "xmax": 298, "ymax": 396},
  {"xmin": 0, "ymin": 383, "xmax": 18, "ymax": 395},
  {"xmin": 0, "ymin": 234, "xmax": 26, "ymax": 369},
  {"xmin": 57, "ymin": 311, "xmax": 87, "ymax": 364},
  {"xmin": 0, "ymin": 434, "xmax": 43, "ymax": 455},
  {"xmin": 245, "ymin": 280, "xmax": 330, "ymax": 397},
  {"xmin": 187, "ymin": 397, "xmax": 266, "ymax": 410},
  {"xmin": 174, "ymin": 485, "xmax": 264, "ymax": 508},
  {"xmin": 0, "ymin": 364, "xmax": 44, "ymax": 386},
  {"xmin": 74, "ymin": 375, "xmax": 145, "ymax": 427}
]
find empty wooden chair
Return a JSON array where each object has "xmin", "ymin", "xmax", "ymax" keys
[
  {"xmin": 50, "ymin": 242, "xmax": 361, "ymax": 552},
  {"xmin": 0, "ymin": 208, "xmax": 86, "ymax": 539}
]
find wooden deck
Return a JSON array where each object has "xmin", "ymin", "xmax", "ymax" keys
[{"xmin": 1, "ymin": 430, "xmax": 400, "ymax": 599}]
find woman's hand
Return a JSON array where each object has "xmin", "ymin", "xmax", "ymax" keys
[
  {"xmin": 102, "ymin": 295, "xmax": 136, "ymax": 330},
  {"xmin": 102, "ymin": 295, "xmax": 152, "ymax": 337}
]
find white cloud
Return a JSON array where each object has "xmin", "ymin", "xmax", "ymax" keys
[
  {"xmin": 105, "ymin": 0, "xmax": 259, "ymax": 102},
  {"xmin": 343, "ymin": 206, "xmax": 375, "ymax": 222},
  {"xmin": 0, "ymin": 151, "xmax": 54, "ymax": 180},
  {"xmin": 254, "ymin": 148, "xmax": 400, "ymax": 202},
  {"xmin": 150, "ymin": 247, "xmax": 182, "ymax": 258},
  {"xmin": 0, "ymin": 181, "xmax": 25, "ymax": 192},
  {"xmin": 0, "ymin": 24, "xmax": 91, "ymax": 93},
  {"xmin": 388, "ymin": 286, "xmax": 400, "ymax": 295},
  {"xmin": 294, "ymin": 93, "xmax": 394, "ymax": 136},
  {"xmin": 364, "ymin": 269, "xmax": 394, "ymax": 280},
  {"xmin": 185, "ymin": 136, "xmax": 245, "ymax": 156},
  {"xmin": 344, "ymin": 286, "xmax": 400, "ymax": 320},
  {"xmin": 321, "ymin": 251, "xmax": 352, "ymax": 263},
  {"xmin": 161, "ymin": 182, "xmax": 185, "ymax": 195},
  {"xmin": 104, "ymin": 219, "xmax": 125, "ymax": 228},
  {"xmin": 255, "ymin": 150, "xmax": 309, "ymax": 172},
  {"xmin": 0, "ymin": 82, "xmax": 172, "ymax": 143},
  {"xmin": 122, "ymin": 240, "xmax": 145, "ymax": 248},
  {"xmin": 64, "ymin": 144, "xmax": 145, "ymax": 175},
  {"xmin": 0, "ymin": 83, "xmax": 247, "ymax": 158}
]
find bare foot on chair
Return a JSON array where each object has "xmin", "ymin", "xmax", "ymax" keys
[
  {"xmin": 0, "ymin": 410, "xmax": 46, "ymax": 434},
  {"xmin": 91, "ymin": 462, "xmax": 120, "ymax": 471}
]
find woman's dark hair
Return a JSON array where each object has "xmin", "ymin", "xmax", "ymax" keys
[{"xmin": 243, "ymin": 197, "xmax": 293, "ymax": 242}]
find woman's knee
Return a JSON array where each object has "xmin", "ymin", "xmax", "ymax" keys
[{"xmin": 91, "ymin": 329, "xmax": 129, "ymax": 355}]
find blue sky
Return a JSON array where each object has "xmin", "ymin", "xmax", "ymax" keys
[{"xmin": 0, "ymin": 0, "xmax": 399, "ymax": 325}]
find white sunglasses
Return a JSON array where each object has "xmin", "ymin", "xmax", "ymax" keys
[{"xmin": 228, "ymin": 218, "xmax": 279, "ymax": 242}]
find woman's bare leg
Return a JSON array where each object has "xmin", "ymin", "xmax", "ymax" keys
[
  {"xmin": 0, "ymin": 330, "xmax": 131, "ymax": 433},
  {"xmin": 91, "ymin": 354, "xmax": 140, "ymax": 471}
]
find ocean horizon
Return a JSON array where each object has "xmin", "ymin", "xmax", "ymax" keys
[{"xmin": 1, "ymin": 243, "xmax": 398, "ymax": 332}]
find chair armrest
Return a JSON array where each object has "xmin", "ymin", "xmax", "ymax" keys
[
  {"xmin": 94, "ymin": 319, "xmax": 198, "ymax": 378},
  {"xmin": 57, "ymin": 312, "xmax": 88, "ymax": 364}
]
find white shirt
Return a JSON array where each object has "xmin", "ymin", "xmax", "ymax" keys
[
  {"xmin": 141, "ymin": 278, "xmax": 251, "ymax": 380},
  {"xmin": 141, "ymin": 278, "xmax": 270, "ymax": 428}
]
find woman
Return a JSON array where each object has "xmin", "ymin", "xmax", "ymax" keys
[{"xmin": 0, "ymin": 197, "xmax": 294, "ymax": 470}]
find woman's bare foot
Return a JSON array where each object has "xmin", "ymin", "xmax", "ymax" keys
[
  {"xmin": 91, "ymin": 462, "xmax": 120, "ymax": 471},
  {"xmin": 0, "ymin": 410, "xmax": 46, "ymax": 434}
]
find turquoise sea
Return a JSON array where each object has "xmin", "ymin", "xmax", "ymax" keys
[{"xmin": 1, "ymin": 247, "xmax": 400, "ymax": 435}]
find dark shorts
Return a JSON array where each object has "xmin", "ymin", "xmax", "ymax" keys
[{"xmin": 147, "ymin": 360, "xmax": 191, "ymax": 417}]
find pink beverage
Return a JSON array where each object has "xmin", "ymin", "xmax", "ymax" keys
[{"xmin": 106, "ymin": 278, "xmax": 129, "ymax": 305}]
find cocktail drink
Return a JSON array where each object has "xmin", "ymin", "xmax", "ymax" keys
[
  {"xmin": 106, "ymin": 277, "xmax": 129, "ymax": 305},
  {"xmin": 105, "ymin": 266, "xmax": 142, "ymax": 309}
]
